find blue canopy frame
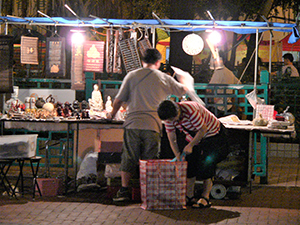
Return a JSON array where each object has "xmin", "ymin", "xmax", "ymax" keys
[{"xmin": 0, "ymin": 16, "xmax": 299, "ymax": 43}]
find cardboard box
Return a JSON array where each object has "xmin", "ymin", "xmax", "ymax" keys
[
  {"xmin": 100, "ymin": 141, "xmax": 123, "ymax": 153},
  {"xmin": 36, "ymin": 178, "xmax": 63, "ymax": 197},
  {"xmin": 0, "ymin": 134, "xmax": 37, "ymax": 159}
]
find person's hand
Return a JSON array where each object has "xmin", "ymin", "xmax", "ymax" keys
[
  {"xmin": 106, "ymin": 112, "xmax": 112, "ymax": 120},
  {"xmin": 171, "ymin": 152, "xmax": 185, "ymax": 162},
  {"xmin": 183, "ymin": 144, "xmax": 193, "ymax": 155},
  {"xmin": 174, "ymin": 151, "xmax": 181, "ymax": 161}
]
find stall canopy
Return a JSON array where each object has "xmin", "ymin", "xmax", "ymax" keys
[
  {"xmin": 281, "ymin": 33, "xmax": 300, "ymax": 51},
  {"xmin": 0, "ymin": 16, "xmax": 299, "ymax": 43}
]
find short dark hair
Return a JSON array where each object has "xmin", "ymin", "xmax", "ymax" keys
[
  {"xmin": 157, "ymin": 100, "xmax": 179, "ymax": 120},
  {"xmin": 283, "ymin": 53, "xmax": 294, "ymax": 62},
  {"xmin": 142, "ymin": 48, "xmax": 162, "ymax": 64}
]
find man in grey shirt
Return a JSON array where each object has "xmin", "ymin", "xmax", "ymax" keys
[{"xmin": 107, "ymin": 48, "xmax": 187, "ymax": 202}]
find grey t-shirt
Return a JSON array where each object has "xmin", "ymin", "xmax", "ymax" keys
[
  {"xmin": 282, "ymin": 65, "xmax": 299, "ymax": 77},
  {"xmin": 115, "ymin": 67, "xmax": 186, "ymax": 133}
]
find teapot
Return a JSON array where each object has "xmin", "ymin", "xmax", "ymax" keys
[
  {"xmin": 281, "ymin": 106, "xmax": 295, "ymax": 125},
  {"xmin": 35, "ymin": 97, "xmax": 45, "ymax": 108},
  {"xmin": 46, "ymin": 94, "xmax": 55, "ymax": 104},
  {"xmin": 43, "ymin": 95, "xmax": 55, "ymax": 112}
]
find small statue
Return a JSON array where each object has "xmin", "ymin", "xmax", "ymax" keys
[
  {"xmin": 81, "ymin": 100, "xmax": 89, "ymax": 119},
  {"xmin": 105, "ymin": 96, "xmax": 113, "ymax": 113},
  {"xmin": 5, "ymin": 86, "xmax": 24, "ymax": 113},
  {"xmin": 63, "ymin": 101, "xmax": 72, "ymax": 118},
  {"xmin": 55, "ymin": 101, "xmax": 63, "ymax": 117},
  {"xmin": 90, "ymin": 84, "xmax": 103, "ymax": 110},
  {"xmin": 88, "ymin": 84, "xmax": 103, "ymax": 117},
  {"xmin": 72, "ymin": 100, "xmax": 81, "ymax": 119}
]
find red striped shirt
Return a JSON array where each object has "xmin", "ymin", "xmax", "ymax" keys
[{"xmin": 164, "ymin": 101, "xmax": 220, "ymax": 142}]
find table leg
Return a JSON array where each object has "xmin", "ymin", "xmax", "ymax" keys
[
  {"xmin": 259, "ymin": 135, "xmax": 268, "ymax": 184},
  {"xmin": 15, "ymin": 159, "xmax": 25, "ymax": 196},
  {"xmin": 64, "ymin": 123, "xmax": 71, "ymax": 195},
  {"xmin": 74, "ymin": 122, "xmax": 79, "ymax": 191}
]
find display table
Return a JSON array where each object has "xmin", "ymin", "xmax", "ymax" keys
[
  {"xmin": 222, "ymin": 121, "xmax": 296, "ymax": 184},
  {"xmin": 1, "ymin": 118, "xmax": 124, "ymax": 194}
]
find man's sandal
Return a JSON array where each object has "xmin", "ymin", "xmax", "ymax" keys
[
  {"xmin": 192, "ymin": 197, "xmax": 212, "ymax": 208},
  {"xmin": 186, "ymin": 196, "xmax": 197, "ymax": 206}
]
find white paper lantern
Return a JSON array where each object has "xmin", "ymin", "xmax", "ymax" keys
[{"xmin": 182, "ymin": 33, "xmax": 204, "ymax": 56}]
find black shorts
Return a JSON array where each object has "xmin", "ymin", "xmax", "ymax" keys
[{"xmin": 184, "ymin": 124, "xmax": 229, "ymax": 180}]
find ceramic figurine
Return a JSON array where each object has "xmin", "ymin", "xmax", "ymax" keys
[
  {"xmin": 55, "ymin": 101, "xmax": 63, "ymax": 117},
  {"xmin": 90, "ymin": 84, "xmax": 103, "ymax": 110},
  {"xmin": 105, "ymin": 96, "xmax": 113, "ymax": 112},
  {"xmin": 88, "ymin": 84, "xmax": 104, "ymax": 117},
  {"xmin": 5, "ymin": 86, "xmax": 24, "ymax": 113},
  {"xmin": 63, "ymin": 101, "xmax": 72, "ymax": 118},
  {"xmin": 81, "ymin": 100, "xmax": 89, "ymax": 119},
  {"xmin": 72, "ymin": 100, "xmax": 81, "ymax": 119}
]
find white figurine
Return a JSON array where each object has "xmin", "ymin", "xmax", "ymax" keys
[
  {"xmin": 88, "ymin": 84, "xmax": 104, "ymax": 118},
  {"xmin": 89, "ymin": 84, "xmax": 103, "ymax": 111},
  {"xmin": 105, "ymin": 96, "xmax": 113, "ymax": 113}
]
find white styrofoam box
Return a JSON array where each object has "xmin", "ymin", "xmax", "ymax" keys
[{"xmin": 0, "ymin": 134, "xmax": 38, "ymax": 159}]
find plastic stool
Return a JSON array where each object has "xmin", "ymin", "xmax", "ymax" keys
[{"xmin": 16, "ymin": 156, "xmax": 43, "ymax": 200}]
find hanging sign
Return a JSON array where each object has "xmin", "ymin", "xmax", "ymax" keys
[
  {"xmin": 71, "ymin": 41, "xmax": 85, "ymax": 90},
  {"xmin": 21, "ymin": 36, "xmax": 39, "ymax": 65},
  {"xmin": 119, "ymin": 38, "xmax": 142, "ymax": 73},
  {"xmin": 83, "ymin": 41, "xmax": 105, "ymax": 72},
  {"xmin": 45, "ymin": 37, "xmax": 66, "ymax": 78},
  {"xmin": 113, "ymin": 29, "xmax": 123, "ymax": 74},
  {"xmin": 0, "ymin": 35, "xmax": 13, "ymax": 93},
  {"xmin": 106, "ymin": 28, "xmax": 114, "ymax": 73}
]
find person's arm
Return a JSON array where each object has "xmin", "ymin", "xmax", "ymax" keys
[
  {"xmin": 107, "ymin": 98, "xmax": 123, "ymax": 119},
  {"xmin": 167, "ymin": 130, "xmax": 181, "ymax": 161},
  {"xmin": 183, "ymin": 124, "xmax": 207, "ymax": 155}
]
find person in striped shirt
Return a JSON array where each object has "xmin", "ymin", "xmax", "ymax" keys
[{"xmin": 157, "ymin": 100, "xmax": 229, "ymax": 208}]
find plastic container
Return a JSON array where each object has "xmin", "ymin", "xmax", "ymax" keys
[{"xmin": 0, "ymin": 134, "xmax": 37, "ymax": 159}]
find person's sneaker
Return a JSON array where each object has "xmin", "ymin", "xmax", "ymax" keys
[{"xmin": 113, "ymin": 189, "xmax": 131, "ymax": 202}]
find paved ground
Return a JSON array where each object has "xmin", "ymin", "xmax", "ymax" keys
[
  {"xmin": 1, "ymin": 157, "xmax": 300, "ymax": 225},
  {"xmin": 0, "ymin": 184, "xmax": 299, "ymax": 225}
]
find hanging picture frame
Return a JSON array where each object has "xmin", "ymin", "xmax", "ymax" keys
[
  {"xmin": 113, "ymin": 29, "xmax": 123, "ymax": 74},
  {"xmin": 45, "ymin": 37, "xmax": 66, "ymax": 78},
  {"xmin": 20, "ymin": 36, "xmax": 39, "ymax": 65},
  {"xmin": 71, "ymin": 39, "xmax": 85, "ymax": 90},
  {"xmin": 106, "ymin": 28, "xmax": 114, "ymax": 73},
  {"xmin": 0, "ymin": 35, "xmax": 14, "ymax": 93},
  {"xmin": 119, "ymin": 38, "xmax": 142, "ymax": 73},
  {"xmin": 83, "ymin": 41, "xmax": 105, "ymax": 72}
]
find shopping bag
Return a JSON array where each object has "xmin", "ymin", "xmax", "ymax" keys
[{"xmin": 139, "ymin": 159, "xmax": 187, "ymax": 210}]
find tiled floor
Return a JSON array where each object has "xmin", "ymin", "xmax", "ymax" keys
[{"xmin": 255, "ymin": 156, "xmax": 300, "ymax": 187}]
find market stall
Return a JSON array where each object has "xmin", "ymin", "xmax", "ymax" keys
[{"xmin": 0, "ymin": 15, "xmax": 299, "ymax": 196}]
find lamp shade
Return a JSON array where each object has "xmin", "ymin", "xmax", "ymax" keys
[{"xmin": 182, "ymin": 34, "xmax": 204, "ymax": 56}]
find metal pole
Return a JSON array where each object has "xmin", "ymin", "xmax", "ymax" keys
[
  {"xmin": 151, "ymin": 26, "xmax": 155, "ymax": 47},
  {"xmin": 269, "ymin": 32, "xmax": 272, "ymax": 73},
  {"xmin": 254, "ymin": 29, "xmax": 259, "ymax": 91}
]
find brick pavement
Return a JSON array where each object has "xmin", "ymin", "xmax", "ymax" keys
[{"xmin": 0, "ymin": 185, "xmax": 300, "ymax": 225}]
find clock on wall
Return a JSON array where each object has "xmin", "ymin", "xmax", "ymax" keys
[{"xmin": 182, "ymin": 33, "xmax": 204, "ymax": 56}]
